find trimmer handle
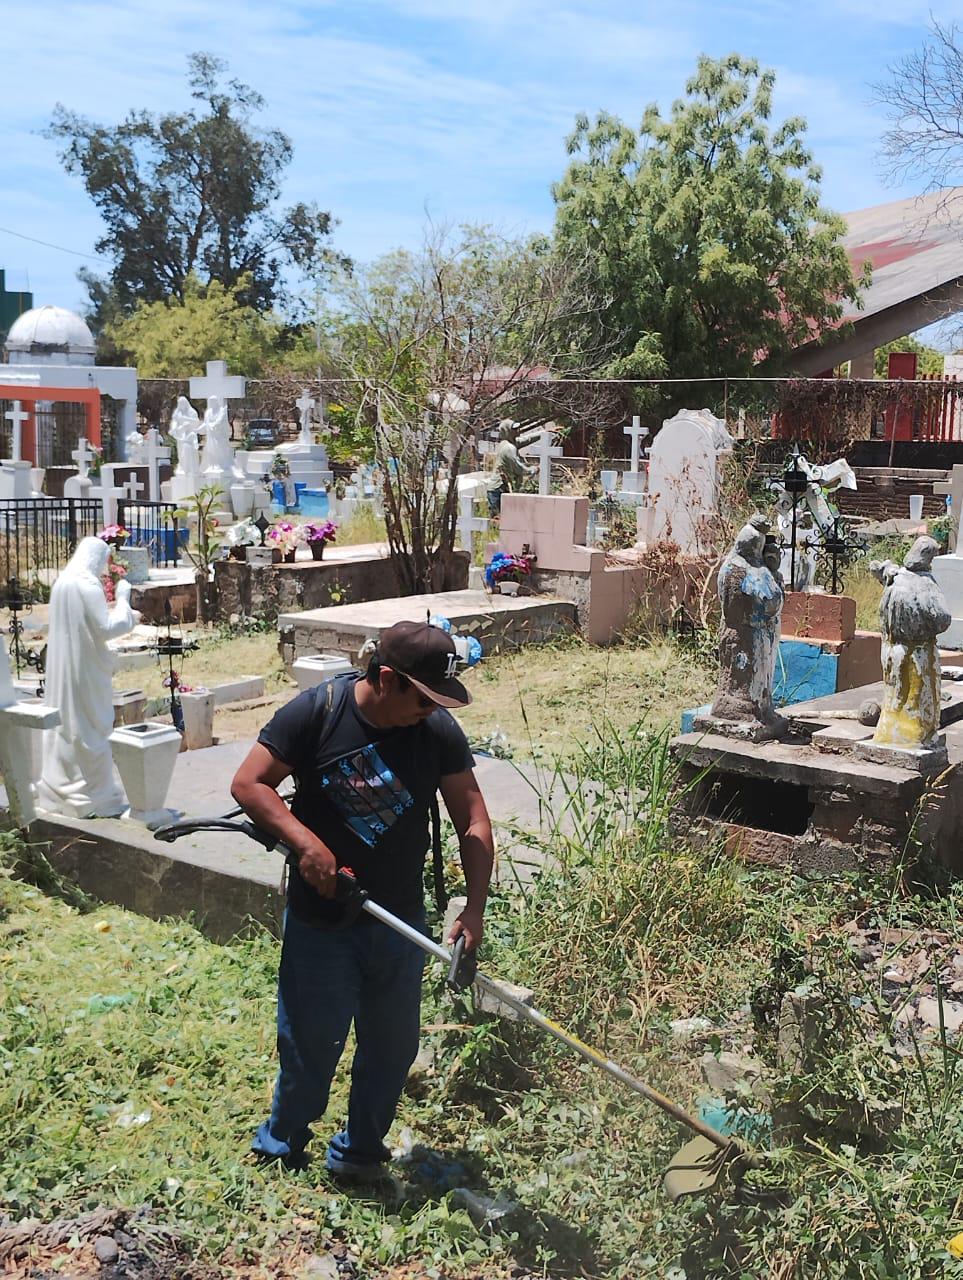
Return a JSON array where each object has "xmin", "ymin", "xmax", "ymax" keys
[
  {"xmin": 320, "ymin": 867, "xmax": 369, "ymax": 931},
  {"xmin": 446, "ymin": 933, "xmax": 478, "ymax": 993}
]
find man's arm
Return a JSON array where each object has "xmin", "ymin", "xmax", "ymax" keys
[
  {"xmin": 231, "ymin": 743, "xmax": 339, "ymax": 898},
  {"xmin": 439, "ymin": 769, "xmax": 494, "ymax": 951}
]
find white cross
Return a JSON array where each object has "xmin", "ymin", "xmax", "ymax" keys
[
  {"xmin": 141, "ymin": 427, "xmax": 171, "ymax": 502},
  {"xmin": 623, "ymin": 416, "xmax": 649, "ymax": 474},
  {"xmin": 934, "ymin": 464, "xmax": 963, "ymax": 553},
  {"xmin": 4, "ymin": 401, "xmax": 28, "ymax": 463},
  {"xmin": 295, "ymin": 389, "xmax": 316, "ymax": 445},
  {"xmin": 96, "ymin": 464, "xmax": 127, "ymax": 526},
  {"xmin": 122, "ymin": 473, "xmax": 145, "ymax": 503},
  {"xmin": 188, "ymin": 359, "xmax": 247, "ymax": 404},
  {"xmin": 456, "ymin": 490, "xmax": 489, "ymax": 551},
  {"xmin": 522, "ymin": 428, "xmax": 563, "ymax": 496},
  {"xmin": 71, "ymin": 436, "xmax": 95, "ymax": 479}
]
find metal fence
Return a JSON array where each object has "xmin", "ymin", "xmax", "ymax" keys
[
  {"xmin": 117, "ymin": 499, "xmax": 183, "ymax": 568},
  {"xmin": 0, "ymin": 497, "xmax": 102, "ymax": 587}
]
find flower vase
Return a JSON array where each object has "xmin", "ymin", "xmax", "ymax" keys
[
  {"xmin": 310, "ymin": 541, "xmax": 326, "ymax": 561},
  {"xmin": 498, "ymin": 579, "xmax": 520, "ymax": 596},
  {"xmin": 284, "ymin": 550, "xmax": 297, "ymax": 564},
  {"xmin": 229, "ymin": 545, "xmax": 247, "ymax": 561}
]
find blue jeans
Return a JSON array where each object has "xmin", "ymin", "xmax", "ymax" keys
[{"xmin": 252, "ymin": 908, "xmax": 426, "ymax": 1167}]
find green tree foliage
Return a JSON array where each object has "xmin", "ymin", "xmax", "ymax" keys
[
  {"xmin": 47, "ymin": 53, "xmax": 341, "ymax": 323},
  {"xmin": 873, "ymin": 336, "xmax": 945, "ymax": 377},
  {"xmin": 552, "ymin": 54, "xmax": 865, "ymax": 382},
  {"xmin": 104, "ymin": 274, "xmax": 281, "ymax": 377}
]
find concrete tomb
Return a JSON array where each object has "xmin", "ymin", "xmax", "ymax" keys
[{"xmin": 930, "ymin": 464, "xmax": 963, "ymax": 648}]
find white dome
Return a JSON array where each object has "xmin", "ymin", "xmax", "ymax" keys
[{"xmin": 5, "ymin": 305, "xmax": 96, "ymax": 366}]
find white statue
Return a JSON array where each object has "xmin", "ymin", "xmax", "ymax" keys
[
  {"xmin": 125, "ymin": 429, "xmax": 146, "ymax": 464},
  {"xmin": 169, "ymin": 396, "xmax": 202, "ymax": 479},
  {"xmin": 36, "ymin": 538, "xmax": 140, "ymax": 819},
  {"xmin": 200, "ymin": 395, "xmax": 243, "ymax": 480}
]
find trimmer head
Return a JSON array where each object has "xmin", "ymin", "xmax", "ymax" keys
[{"xmin": 663, "ymin": 1136, "xmax": 743, "ymax": 1202}]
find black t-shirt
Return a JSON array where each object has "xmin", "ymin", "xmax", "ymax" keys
[{"xmin": 257, "ymin": 674, "xmax": 474, "ymax": 922}]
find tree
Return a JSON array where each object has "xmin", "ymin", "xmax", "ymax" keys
[
  {"xmin": 105, "ymin": 274, "xmax": 281, "ymax": 377},
  {"xmin": 876, "ymin": 21, "xmax": 963, "ymax": 189},
  {"xmin": 47, "ymin": 53, "xmax": 341, "ymax": 323},
  {"xmin": 873, "ymin": 337, "xmax": 945, "ymax": 378},
  {"xmin": 325, "ymin": 224, "xmax": 618, "ymax": 595},
  {"xmin": 552, "ymin": 54, "xmax": 864, "ymax": 386}
]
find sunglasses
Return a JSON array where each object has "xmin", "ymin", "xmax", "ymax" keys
[{"xmin": 396, "ymin": 673, "xmax": 435, "ymax": 710}]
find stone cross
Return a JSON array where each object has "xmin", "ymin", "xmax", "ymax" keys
[
  {"xmin": 934, "ymin": 464, "xmax": 963, "ymax": 553},
  {"xmin": 71, "ymin": 436, "xmax": 95, "ymax": 479},
  {"xmin": 456, "ymin": 490, "xmax": 488, "ymax": 552},
  {"xmin": 123, "ymin": 473, "xmax": 145, "ymax": 504},
  {"xmin": 4, "ymin": 401, "xmax": 28, "ymax": 463},
  {"xmin": 140, "ymin": 427, "xmax": 171, "ymax": 502},
  {"xmin": 295, "ymin": 389, "xmax": 316, "ymax": 446},
  {"xmin": 623, "ymin": 416, "xmax": 649, "ymax": 474},
  {"xmin": 188, "ymin": 359, "xmax": 247, "ymax": 405},
  {"xmin": 96, "ymin": 464, "xmax": 127, "ymax": 526},
  {"xmin": 524, "ymin": 428, "xmax": 563, "ymax": 496}
]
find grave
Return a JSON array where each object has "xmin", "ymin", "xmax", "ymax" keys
[
  {"xmin": 931, "ymin": 464, "xmax": 963, "ymax": 647},
  {"xmin": 275, "ymin": 389, "xmax": 333, "ymax": 490},
  {"xmin": 280, "ymin": 588, "xmax": 577, "ymax": 666},
  {"xmin": 671, "ymin": 534, "xmax": 963, "ymax": 874},
  {"xmin": 638, "ymin": 408, "xmax": 733, "ymax": 554},
  {"xmin": 496, "ymin": 493, "xmax": 709, "ymax": 644}
]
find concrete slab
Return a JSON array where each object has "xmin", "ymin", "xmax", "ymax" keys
[{"xmin": 280, "ymin": 589, "xmax": 578, "ymax": 661}]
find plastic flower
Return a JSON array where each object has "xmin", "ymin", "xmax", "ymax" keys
[
  {"xmin": 484, "ymin": 552, "xmax": 533, "ymax": 587},
  {"xmin": 266, "ymin": 520, "xmax": 303, "ymax": 554},
  {"xmin": 98, "ymin": 524, "xmax": 129, "ymax": 543},
  {"xmin": 303, "ymin": 520, "xmax": 338, "ymax": 544}
]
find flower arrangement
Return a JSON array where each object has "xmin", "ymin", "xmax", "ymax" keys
[
  {"xmin": 303, "ymin": 520, "xmax": 337, "ymax": 545},
  {"xmin": 266, "ymin": 520, "xmax": 303, "ymax": 558},
  {"xmin": 98, "ymin": 524, "xmax": 129, "ymax": 546},
  {"xmin": 271, "ymin": 453, "xmax": 291, "ymax": 479},
  {"xmin": 102, "ymin": 557, "xmax": 128, "ymax": 603},
  {"xmin": 224, "ymin": 518, "xmax": 260, "ymax": 548},
  {"xmin": 484, "ymin": 552, "xmax": 534, "ymax": 589}
]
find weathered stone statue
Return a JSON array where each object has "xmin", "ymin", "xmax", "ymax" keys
[
  {"xmin": 871, "ymin": 536, "xmax": 950, "ymax": 749},
  {"xmin": 36, "ymin": 538, "xmax": 140, "ymax": 818},
  {"xmin": 704, "ymin": 519, "xmax": 786, "ymax": 740}
]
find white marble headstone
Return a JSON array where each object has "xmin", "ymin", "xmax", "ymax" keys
[{"xmin": 640, "ymin": 408, "xmax": 733, "ymax": 555}]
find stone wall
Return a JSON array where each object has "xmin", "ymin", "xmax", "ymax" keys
[{"xmin": 212, "ymin": 551, "xmax": 469, "ymax": 624}]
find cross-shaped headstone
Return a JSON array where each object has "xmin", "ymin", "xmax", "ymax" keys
[
  {"xmin": 4, "ymin": 401, "xmax": 28, "ymax": 463},
  {"xmin": 295, "ymin": 389, "xmax": 316, "ymax": 446},
  {"xmin": 523, "ymin": 428, "xmax": 563, "ymax": 496},
  {"xmin": 123, "ymin": 473, "xmax": 145, "ymax": 504},
  {"xmin": 623, "ymin": 416, "xmax": 650, "ymax": 474},
  {"xmin": 96, "ymin": 464, "xmax": 127, "ymax": 526},
  {"xmin": 141, "ymin": 427, "xmax": 171, "ymax": 502},
  {"xmin": 934, "ymin": 463, "xmax": 963, "ymax": 553},
  {"xmin": 188, "ymin": 359, "xmax": 247, "ymax": 405},
  {"xmin": 71, "ymin": 436, "xmax": 95, "ymax": 479},
  {"xmin": 456, "ymin": 490, "xmax": 489, "ymax": 552}
]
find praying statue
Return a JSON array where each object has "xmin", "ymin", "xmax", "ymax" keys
[
  {"xmin": 871, "ymin": 536, "xmax": 950, "ymax": 749},
  {"xmin": 707, "ymin": 519, "xmax": 786, "ymax": 739},
  {"xmin": 169, "ymin": 396, "xmax": 202, "ymax": 479},
  {"xmin": 36, "ymin": 538, "xmax": 140, "ymax": 818},
  {"xmin": 199, "ymin": 395, "xmax": 243, "ymax": 480}
]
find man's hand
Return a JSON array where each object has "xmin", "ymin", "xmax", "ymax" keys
[
  {"xmin": 291, "ymin": 834, "xmax": 339, "ymax": 898},
  {"xmin": 447, "ymin": 904, "xmax": 484, "ymax": 952}
]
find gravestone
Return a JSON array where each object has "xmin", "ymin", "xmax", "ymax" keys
[
  {"xmin": 0, "ymin": 401, "xmax": 32, "ymax": 499},
  {"xmin": 930, "ymin": 464, "xmax": 963, "ymax": 647},
  {"xmin": 638, "ymin": 408, "xmax": 733, "ymax": 555},
  {"xmin": 621, "ymin": 416, "xmax": 649, "ymax": 494},
  {"xmin": 275, "ymin": 387, "xmax": 333, "ymax": 491}
]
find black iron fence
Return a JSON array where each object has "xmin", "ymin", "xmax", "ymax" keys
[
  {"xmin": 0, "ymin": 497, "xmax": 102, "ymax": 587},
  {"xmin": 117, "ymin": 498, "xmax": 184, "ymax": 568}
]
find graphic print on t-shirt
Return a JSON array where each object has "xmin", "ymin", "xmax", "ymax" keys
[{"xmin": 320, "ymin": 743, "xmax": 414, "ymax": 846}]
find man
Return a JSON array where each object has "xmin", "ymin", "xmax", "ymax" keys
[
  {"xmin": 486, "ymin": 419, "xmax": 535, "ymax": 518},
  {"xmin": 232, "ymin": 621, "xmax": 494, "ymax": 1178}
]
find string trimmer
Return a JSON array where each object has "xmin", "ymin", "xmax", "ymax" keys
[{"xmin": 154, "ymin": 811, "xmax": 762, "ymax": 1199}]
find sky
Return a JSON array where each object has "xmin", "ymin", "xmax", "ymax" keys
[{"xmin": 3, "ymin": 0, "xmax": 963, "ymax": 332}]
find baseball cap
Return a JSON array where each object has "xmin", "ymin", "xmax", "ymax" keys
[{"xmin": 377, "ymin": 620, "xmax": 472, "ymax": 708}]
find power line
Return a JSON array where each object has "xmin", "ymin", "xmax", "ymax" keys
[{"xmin": 0, "ymin": 225, "xmax": 108, "ymax": 263}]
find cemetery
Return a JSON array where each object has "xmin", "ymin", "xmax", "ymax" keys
[{"xmin": 9, "ymin": 27, "xmax": 963, "ymax": 1280}]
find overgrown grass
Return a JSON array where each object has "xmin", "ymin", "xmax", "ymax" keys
[
  {"xmin": 4, "ymin": 715, "xmax": 963, "ymax": 1276},
  {"xmin": 336, "ymin": 505, "xmax": 387, "ymax": 547}
]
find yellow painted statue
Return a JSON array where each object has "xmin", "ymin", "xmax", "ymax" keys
[{"xmin": 871, "ymin": 536, "xmax": 950, "ymax": 748}]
